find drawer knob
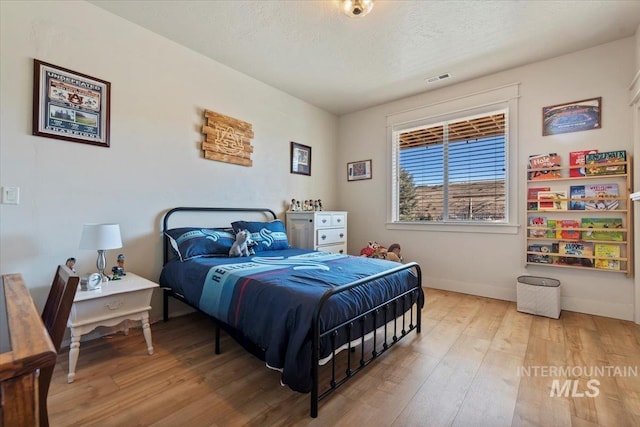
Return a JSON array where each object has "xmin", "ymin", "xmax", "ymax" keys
[
  {"xmin": 321, "ymin": 235, "xmax": 327, "ymax": 240},
  {"xmin": 339, "ymin": 250, "xmax": 344, "ymax": 254},
  {"xmin": 336, "ymin": 219, "xmax": 341, "ymax": 223},
  {"xmin": 339, "ymin": 233, "xmax": 344, "ymax": 238},
  {"xmin": 321, "ymin": 219, "xmax": 328, "ymax": 224}
]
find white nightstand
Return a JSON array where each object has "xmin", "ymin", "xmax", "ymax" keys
[{"xmin": 66, "ymin": 272, "xmax": 158, "ymax": 383}]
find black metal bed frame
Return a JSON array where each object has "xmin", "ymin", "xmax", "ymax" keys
[{"xmin": 161, "ymin": 207, "xmax": 423, "ymax": 418}]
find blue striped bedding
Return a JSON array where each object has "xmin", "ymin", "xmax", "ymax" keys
[{"xmin": 159, "ymin": 248, "xmax": 420, "ymax": 392}]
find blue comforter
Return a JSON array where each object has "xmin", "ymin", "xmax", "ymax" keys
[{"xmin": 159, "ymin": 249, "xmax": 421, "ymax": 392}]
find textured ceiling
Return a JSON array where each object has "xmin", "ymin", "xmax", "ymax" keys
[{"xmin": 88, "ymin": 0, "xmax": 640, "ymax": 115}]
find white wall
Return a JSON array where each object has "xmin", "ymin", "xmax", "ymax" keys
[
  {"xmin": 338, "ymin": 38, "xmax": 636, "ymax": 321},
  {"xmin": 0, "ymin": 1, "xmax": 338, "ymax": 318}
]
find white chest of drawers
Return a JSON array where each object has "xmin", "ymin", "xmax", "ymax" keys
[{"xmin": 286, "ymin": 211, "xmax": 348, "ymax": 254}]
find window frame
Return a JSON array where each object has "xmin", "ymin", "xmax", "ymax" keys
[{"xmin": 386, "ymin": 84, "xmax": 520, "ymax": 235}]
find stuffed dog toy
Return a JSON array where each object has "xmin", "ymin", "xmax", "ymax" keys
[{"xmin": 229, "ymin": 229, "xmax": 251, "ymax": 257}]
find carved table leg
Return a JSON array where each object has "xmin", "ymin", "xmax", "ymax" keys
[
  {"xmin": 142, "ymin": 311, "xmax": 153, "ymax": 355},
  {"xmin": 68, "ymin": 329, "xmax": 81, "ymax": 383}
]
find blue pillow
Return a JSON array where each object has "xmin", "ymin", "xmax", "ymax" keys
[
  {"xmin": 165, "ymin": 227, "xmax": 236, "ymax": 261},
  {"xmin": 231, "ymin": 220, "xmax": 290, "ymax": 252}
]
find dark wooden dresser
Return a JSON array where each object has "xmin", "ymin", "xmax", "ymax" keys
[{"xmin": 0, "ymin": 274, "xmax": 56, "ymax": 427}]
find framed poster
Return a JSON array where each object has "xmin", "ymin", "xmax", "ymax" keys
[
  {"xmin": 32, "ymin": 59, "xmax": 111, "ymax": 147},
  {"xmin": 542, "ymin": 97, "xmax": 601, "ymax": 136},
  {"xmin": 290, "ymin": 141, "xmax": 311, "ymax": 176},
  {"xmin": 347, "ymin": 159, "xmax": 372, "ymax": 181}
]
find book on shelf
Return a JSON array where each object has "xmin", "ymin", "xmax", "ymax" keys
[
  {"xmin": 538, "ymin": 190, "xmax": 567, "ymax": 210},
  {"xmin": 527, "ymin": 186, "xmax": 550, "ymax": 210},
  {"xmin": 584, "ymin": 183, "xmax": 619, "ymax": 210},
  {"xmin": 528, "ymin": 216, "xmax": 548, "ymax": 238},
  {"xmin": 569, "ymin": 149, "xmax": 598, "ymax": 177},
  {"xmin": 585, "ymin": 150, "xmax": 627, "ymax": 176},
  {"xmin": 569, "ymin": 185, "xmax": 585, "ymax": 210},
  {"xmin": 552, "ymin": 242, "xmax": 593, "ymax": 267},
  {"xmin": 546, "ymin": 219, "xmax": 557, "ymax": 238},
  {"xmin": 557, "ymin": 219, "xmax": 580, "ymax": 240},
  {"xmin": 558, "ymin": 241, "xmax": 593, "ymax": 257},
  {"xmin": 594, "ymin": 243, "xmax": 621, "ymax": 270},
  {"xmin": 528, "ymin": 153, "xmax": 561, "ymax": 180},
  {"xmin": 527, "ymin": 244, "xmax": 554, "ymax": 264},
  {"xmin": 581, "ymin": 218, "xmax": 623, "ymax": 241}
]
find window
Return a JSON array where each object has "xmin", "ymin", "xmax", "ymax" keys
[
  {"xmin": 387, "ymin": 83, "xmax": 519, "ymax": 231},
  {"xmin": 393, "ymin": 111, "xmax": 507, "ymax": 223}
]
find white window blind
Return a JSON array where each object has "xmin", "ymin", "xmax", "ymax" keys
[{"xmin": 394, "ymin": 111, "xmax": 507, "ymax": 223}]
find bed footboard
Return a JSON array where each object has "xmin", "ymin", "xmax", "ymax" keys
[
  {"xmin": 310, "ymin": 261, "xmax": 423, "ymax": 418},
  {"xmin": 163, "ymin": 261, "xmax": 423, "ymax": 418}
]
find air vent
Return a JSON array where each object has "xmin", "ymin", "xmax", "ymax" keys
[{"xmin": 426, "ymin": 73, "xmax": 452, "ymax": 84}]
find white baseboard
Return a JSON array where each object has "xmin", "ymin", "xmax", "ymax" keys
[
  {"xmin": 560, "ymin": 296, "xmax": 634, "ymax": 321},
  {"xmin": 425, "ymin": 278, "xmax": 634, "ymax": 321},
  {"xmin": 426, "ymin": 277, "xmax": 516, "ymax": 303}
]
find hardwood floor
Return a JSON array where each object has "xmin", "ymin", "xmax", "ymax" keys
[{"xmin": 48, "ymin": 289, "xmax": 640, "ymax": 427}]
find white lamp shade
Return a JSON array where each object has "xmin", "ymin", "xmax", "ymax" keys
[{"xmin": 79, "ymin": 224, "xmax": 122, "ymax": 250}]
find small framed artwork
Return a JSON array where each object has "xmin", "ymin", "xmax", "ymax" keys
[
  {"xmin": 542, "ymin": 97, "xmax": 601, "ymax": 136},
  {"xmin": 347, "ymin": 159, "xmax": 372, "ymax": 181},
  {"xmin": 290, "ymin": 141, "xmax": 311, "ymax": 176},
  {"xmin": 32, "ymin": 59, "xmax": 111, "ymax": 147}
]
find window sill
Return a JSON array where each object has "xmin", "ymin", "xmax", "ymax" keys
[{"xmin": 385, "ymin": 221, "xmax": 520, "ymax": 235}]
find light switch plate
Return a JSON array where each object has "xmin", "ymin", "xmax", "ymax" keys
[{"xmin": 2, "ymin": 186, "xmax": 20, "ymax": 204}]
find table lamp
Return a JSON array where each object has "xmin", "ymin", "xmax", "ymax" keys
[{"xmin": 79, "ymin": 223, "xmax": 122, "ymax": 283}]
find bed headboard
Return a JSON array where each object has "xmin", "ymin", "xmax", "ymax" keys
[{"xmin": 162, "ymin": 207, "xmax": 278, "ymax": 265}]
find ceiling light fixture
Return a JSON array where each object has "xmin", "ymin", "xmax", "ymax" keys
[{"xmin": 341, "ymin": 0, "xmax": 374, "ymax": 18}]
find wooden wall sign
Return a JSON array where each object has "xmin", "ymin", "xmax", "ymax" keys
[{"xmin": 201, "ymin": 109, "xmax": 254, "ymax": 166}]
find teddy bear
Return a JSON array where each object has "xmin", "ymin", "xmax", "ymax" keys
[
  {"xmin": 372, "ymin": 245, "xmax": 388, "ymax": 259},
  {"xmin": 360, "ymin": 240, "xmax": 381, "ymax": 257},
  {"xmin": 359, "ymin": 241, "xmax": 403, "ymax": 263},
  {"xmin": 385, "ymin": 243, "xmax": 403, "ymax": 263},
  {"xmin": 229, "ymin": 229, "xmax": 252, "ymax": 257}
]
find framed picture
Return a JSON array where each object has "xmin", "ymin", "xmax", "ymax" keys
[
  {"xmin": 542, "ymin": 97, "xmax": 601, "ymax": 136},
  {"xmin": 347, "ymin": 159, "xmax": 372, "ymax": 181},
  {"xmin": 32, "ymin": 59, "xmax": 111, "ymax": 147},
  {"xmin": 290, "ymin": 141, "xmax": 311, "ymax": 176}
]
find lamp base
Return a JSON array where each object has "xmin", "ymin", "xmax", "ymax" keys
[{"xmin": 96, "ymin": 249, "xmax": 109, "ymax": 284}]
